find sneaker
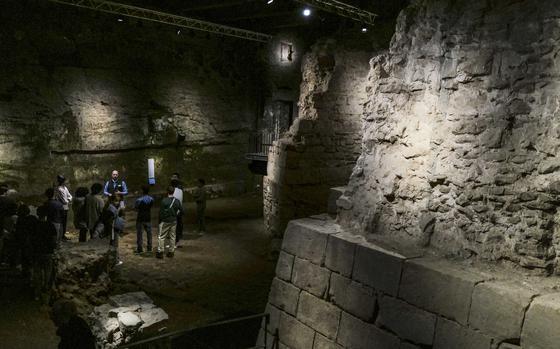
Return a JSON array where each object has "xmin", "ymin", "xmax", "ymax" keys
[
  {"xmin": 135, "ymin": 250, "xmax": 143, "ymax": 254},
  {"xmin": 166, "ymin": 252, "xmax": 174, "ymax": 258},
  {"xmin": 147, "ymin": 247, "xmax": 153, "ymax": 252},
  {"xmin": 156, "ymin": 252, "xmax": 164, "ymax": 259}
]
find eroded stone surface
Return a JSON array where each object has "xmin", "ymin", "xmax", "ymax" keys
[
  {"xmin": 399, "ymin": 258, "xmax": 489, "ymax": 325},
  {"xmin": 376, "ymin": 296, "xmax": 436, "ymax": 345},
  {"xmin": 54, "ymin": 239, "xmax": 116, "ymax": 317},
  {"xmin": 433, "ymin": 317, "xmax": 492, "ymax": 349},
  {"xmin": 264, "ymin": 42, "xmax": 370, "ymax": 239},
  {"xmin": 297, "ymin": 291, "xmax": 340, "ymax": 339},
  {"xmin": 90, "ymin": 292, "xmax": 168, "ymax": 349},
  {"xmin": 521, "ymin": 293, "xmax": 560, "ymax": 349},
  {"xmin": 0, "ymin": 4, "xmax": 260, "ymax": 197},
  {"xmin": 469, "ymin": 281, "xmax": 536, "ymax": 340},
  {"xmin": 336, "ymin": 0, "xmax": 560, "ymax": 272},
  {"xmin": 328, "ymin": 273, "xmax": 376, "ymax": 322}
]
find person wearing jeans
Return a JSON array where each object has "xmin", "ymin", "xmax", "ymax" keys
[{"xmin": 134, "ymin": 185, "xmax": 154, "ymax": 253}]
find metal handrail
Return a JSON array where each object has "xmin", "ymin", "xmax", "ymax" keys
[
  {"xmin": 121, "ymin": 313, "xmax": 270, "ymax": 349},
  {"xmin": 247, "ymin": 130, "xmax": 277, "ymax": 158},
  {"xmin": 47, "ymin": 0, "xmax": 273, "ymax": 42}
]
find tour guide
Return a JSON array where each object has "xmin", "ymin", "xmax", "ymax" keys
[{"xmin": 104, "ymin": 170, "xmax": 128, "ymax": 205}]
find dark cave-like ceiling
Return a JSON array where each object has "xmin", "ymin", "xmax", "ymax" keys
[{"xmin": 111, "ymin": 0, "xmax": 408, "ymax": 36}]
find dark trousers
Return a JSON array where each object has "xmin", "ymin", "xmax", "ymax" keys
[
  {"xmin": 62, "ymin": 210, "xmax": 68, "ymax": 237},
  {"xmin": 136, "ymin": 221, "xmax": 152, "ymax": 252},
  {"xmin": 79, "ymin": 228, "xmax": 88, "ymax": 242},
  {"xmin": 175, "ymin": 212, "xmax": 183, "ymax": 242},
  {"xmin": 197, "ymin": 203, "xmax": 206, "ymax": 232}
]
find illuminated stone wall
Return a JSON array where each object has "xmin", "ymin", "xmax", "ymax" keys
[
  {"xmin": 338, "ymin": 0, "xmax": 560, "ymax": 272},
  {"xmin": 259, "ymin": 216, "xmax": 555, "ymax": 349},
  {"xmin": 264, "ymin": 40, "xmax": 370, "ymax": 242},
  {"xmin": 0, "ymin": 2, "xmax": 261, "ymax": 198}
]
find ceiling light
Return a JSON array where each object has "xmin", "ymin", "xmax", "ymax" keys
[
  {"xmin": 177, "ymin": 29, "xmax": 181, "ymax": 35},
  {"xmin": 267, "ymin": 0, "xmax": 274, "ymax": 4},
  {"xmin": 303, "ymin": 8, "xmax": 311, "ymax": 16},
  {"xmin": 117, "ymin": 18, "xmax": 123, "ymax": 22},
  {"xmin": 361, "ymin": 27, "xmax": 368, "ymax": 33}
]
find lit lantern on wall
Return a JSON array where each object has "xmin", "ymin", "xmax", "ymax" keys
[{"xmin": 280, "ymin": 42, "xmax": 293, "ymax": 62}]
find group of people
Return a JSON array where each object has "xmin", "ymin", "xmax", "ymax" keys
[{"xmin": 0, "ymin": 169, "xmax": 208, "ymax": 301}]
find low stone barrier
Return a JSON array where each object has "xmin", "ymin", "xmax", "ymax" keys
[{"xmin": 258, "ymin": 215, "xmax": 560, "ymax": 349}]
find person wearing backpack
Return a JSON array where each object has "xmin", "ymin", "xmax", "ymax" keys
[{"xmin": 156, "ymin": 186, "xmax": 183, "ymax": 259}]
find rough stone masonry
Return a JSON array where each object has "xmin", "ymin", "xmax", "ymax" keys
[
  {"xmin": 264, "ymin": 40, "xmax": 370, "ymax": 242},
  {"xmin": 0, "ymin": 2, "xmax": 261, "ymax": 196},
  {"xmin": 259, "ymin": 216, "xmax": 560, "ymax": 349},
  {"xmin": 337, "ymin": 0, "xmax": 560, "ymax": 273}
]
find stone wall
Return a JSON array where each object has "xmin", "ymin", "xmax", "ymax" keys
[
  {"xmin": 264, "ymin": 40, "xmax": 370, "ymax": 241},
  {"xmin": 259, "ymin": 216, "xmax": 560, "ymax": 349},
  {"xmin": 0, "ymin": 1, "xmax": 262, "ymax": 198},
  {"xmin": 337, "ymin": 0, "xmax": 560, "ymax": 272}
]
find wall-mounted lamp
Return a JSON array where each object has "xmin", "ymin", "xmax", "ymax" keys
[{"xmin": 280, "ymin": 42, "xmax": 294, "ymax": 62}]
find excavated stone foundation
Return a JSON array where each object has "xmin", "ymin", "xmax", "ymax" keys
[{"xmin": 259, "ymin": 216, "xmax": 560, "ymax": 349}]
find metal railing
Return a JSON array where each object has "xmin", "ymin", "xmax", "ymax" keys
[
  {"xmin": 246, "ymin": 130, "xmax": 277, "ymax": 161},
  {"xmin": 121, "ymin": 313, "xmax": 270, "ymax": 349},
  {"xmin": 295, "ymin": 0, "xmax": 378, "ymax": 25},
  {"xmin": 47, "ymin": 0, "xmax": 273, "ymax": 42}
]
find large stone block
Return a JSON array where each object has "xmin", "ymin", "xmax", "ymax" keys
[
  {"xmin": 433, "ymin": 317, "xmax": 492, "ymax": 349},
  {"xmin": 297, "ymin": 291, "xmax": 341, "ymax": 340},
  {"xmin": 263, "ymin": 303, "xmax": 282, "ymax": 335},
  {"xmin": 314, "ymin": 333, "xmax": 343, "ymax": 349},
  {"xmin": 399, "ymin": 258, "xmax": 488, "ymax": 325},
  {"xmin": 292, "ymin": 257, "xmax": 330, "ymax": 297},
  {"xmin": 325, "ymin": 233, "xmax": 357, "ymax": 277},
  {"xmin": 276, "ymin": 251, "xmax": 295, "ymax": 282},
  {"xmin": 268, "ymin": 278, "xmax": 300, "ymax": 316},
  {"xmin": 376, "ymin": 296, "xmax": 436, "ymax": 345},
  {"xmin": 469, "ymin": 281, "xmax": 536, "ymax": 340},
  {"xmin": 521, "ymin": 293, "xmax": 560, "ymax": 349},
  {"xmin": 328, "ymin": 273, "xmax": 376, "ymax": 322},
  {"xmin": 282, "ymin": 217, "xmax": 338, "ymax": 264},
  {"xmin": 337, "ymin": 312, "xmax": 400, "ymax": 349},
  {"xmin": 352, "ymin": 242, "xmax": 407, "ymax": 296},
  {"xmin": 278, "ymin": 312, "xmax": 316, "ymax": 349}
]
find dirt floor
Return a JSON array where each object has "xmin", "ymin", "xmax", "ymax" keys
[{"xmin": 0, "ymin": 193, "xmax": 276, "ymax": 348}]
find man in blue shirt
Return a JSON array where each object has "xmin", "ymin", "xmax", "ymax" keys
[
  {"xmin": 104, "ymin": 170, "xmax": 128, "ymax": 208},
  {"xmin": 134, "ymin": 185, "xmax": 154, "ymax": 254}
]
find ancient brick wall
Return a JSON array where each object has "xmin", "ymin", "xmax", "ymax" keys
[
  {"xmin": 259, "ymin": 216, "xmax": 557, "ymax": 349},
  {"xmin": 264, "ymin": 40, "xmax": 370, "ymax": 241},
  {"xmin": 0, "ymin": 1, "xmax": 262, "ymax": 198},
  {"xmin": 337, "ymin": 0, "xmax": 560, "ymax": 272}
]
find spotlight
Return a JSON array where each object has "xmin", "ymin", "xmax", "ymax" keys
[
  {"xmin": 302, "ymin": 8, "xmax": 311, "ymax": 17},
  {"xmin": 267, "ymin": 0, "xmax": 274, "ymax": 4},
  {"xmin": 361, "ymin": 27, "xmax": 368, "ymax": 33}
]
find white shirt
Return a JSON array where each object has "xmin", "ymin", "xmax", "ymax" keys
[
  {"xmin": 173, "ymin": 187, "xmax": 183, "ymax": 203},
  {"xmin": 56, "ymin": 185, "xmax": 73, "ymax": 210}
]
